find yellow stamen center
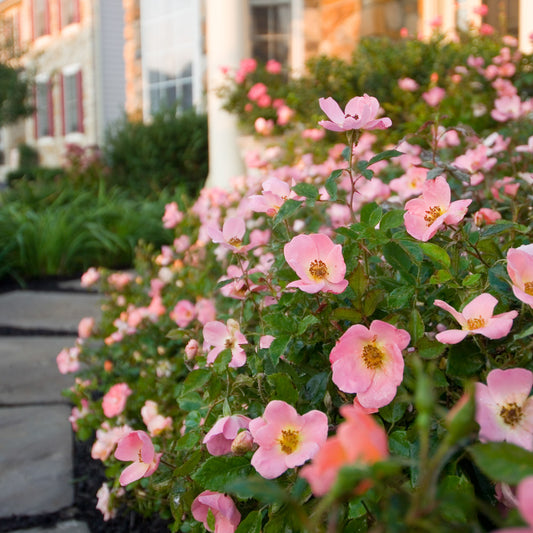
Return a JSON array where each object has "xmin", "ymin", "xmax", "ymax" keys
[
  {"xmin": 278, "ymin": 428, "xmax": 300, "ymax": 455},
  {"xmin": 309, "ymin": 259, "xmax": 328, "ymax": 280},
  {"xmin": 466, "ymin": 317, "xmax": 487, "ymax": 330},
  {"xmin": 424, "ymin": 205, "xmax": 444, "ymax": 226},
  {"xmin": 362, "ymin": 344, "xmax": 384, "ymax": 370},
  {"xmin": 500, "ymin": 402, "xmax": 523, "ymax": 426},
  {"xmin": 228, "ymin": 237, "xmax": 242, "ymax": 247},
  {"xmin": 137, "ymin": 450, "xmax": 143, "ymax": 463},
  {"xmin": 524, "ymin": 281, "xmax": 533, "ymax": 296}
]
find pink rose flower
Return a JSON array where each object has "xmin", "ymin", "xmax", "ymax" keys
[
  {"xmin": 249, "ymin": 400, "xmax": 328, "ymax": 479},
  {"xmin": 434, "ymin": 293, "xmax": 518, "ymax": 344},
  {"xmin": 203, "ymin": 319, "xmax": 248, "ymax": 368},
  {"xmin": 162, "ymin": 201, "xmax": 183, "ymax": 229},
  {"xmin": 329, "ymin": 320, "xmax": 410, "ymax": 409},
  {"xmin": 475, "ymin": 368, "xmax": 533, "ymax": 451},
  {"xmin": 91, "ymin": 423, "xmax": 133, "ymax": 461},
  {"xmin": 185, "ymin": 338, "xmax": 200, "ymax": 360},
  {"xmin": 254, "ymin": 117, "xmax": 274, "ymax": 135},
  {"xmin": 80, "ymin": 267, "xmax": 100, "ymax": 287},
  {"xmin": 283, "ymin": 233, "xmax": 348, "ymax": 294},
  {"xmin": 102, "ymin": 383, "xmax": 132, "ymax": 418},
  {"xmin": 191, "ymin": 491, "xmax": 241, "ymax": 533},
  {"xmin": 203, "ymin": 414, "xmax": 251, "ymax": 455},
  {"xmin": 404, "ymin": 175, "xmax": 472, "ymax": 241},
  {"xmin": 141, "ymin": 400, "xmax": 172, "ymax": 437},
  {"xmin": 170, "ymin": 299, "xmax": 197, "ymax": 328},
  {"xmin": 114, "ymin": 430, "xmax": 162, "ymax": 486},
  {"xmin": 494, "ymin": 476, "xmax": 533, "ymax": 533},
  {"xmin": 398, "ymin": 77, "xmax": 419, "ymax": 91},
  {"xmin": 422, "ymin": 86, "xmax": 446, "ymax": 107},
  {"xmin": 318, "ymin": 94, "xmax": 392, "ymax": 132},
  {"xmin": 507, "ymin": 244, "xmax": 533, "ymax": 308},
  {"xmin": 276, "ymin": 104, "xmax": 294, "ymax": 126},
  {"xmin": 56, "ymin": 346, "xmax": 80, "ymax": 374},
  {"xmin": 77, "ymin": 317, "xmax": 95, "ymax": 339},
  {"xmin": 207, "ymin": 216, "xmax": 248, "ymax": 253},
  {"xmin": 195, "ymin": 298, "xmax": 217, "ymax": 325},
  {"xmin": 473, "ymin": 207, "xmax": 501, "ymax": 226},
  {"xmin": 247, "ymin": 82, "xmax": 268, "ymax": 101},
  {"xmin": 265, "ymin": 59, "xmax": 282, "ymax": 74},
  {"xmin": 69, "ymin": 399, "xmax": 90, "ymax": 431},
  {"xmin": 300, "ymin": 404, "xmax": 388, "ymax": 496}
]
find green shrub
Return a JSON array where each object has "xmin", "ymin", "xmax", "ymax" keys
[{"xmin": 104, "ymin": 107, "xmax": 208, "ymax": 198}]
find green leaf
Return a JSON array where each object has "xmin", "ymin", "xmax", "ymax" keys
[
  {"xmin": 181, "ymin": 369, "xmax": 211, "ymax": 395},
  {"xmin": 419, "ymin": 242, "xmax": 450, "ymax": 268},
  {"xmin": 332, "ymin": 307, "xmax": 363, "ymax": 323},
  {"xmin": 437, "ymin": 475, "xmax": 475, "ymax": 524},
  {"xmin": 336, "ymin": 226, "xmax": 360, "ymax": 240},
  {"xmin": 173, "ymin": 449, "xmax": 202, "ymax": 475},
  {"xmin": 408, "ymin": 308, "xmax": 424, "ymax": 343},
  {"xmin": 273, "ymin": 199, "xmax": 302, "ymax": 227},
  {"xmin": 383, "ymin": 242, "xmax": 415, "ymax": 278},
  {"xmin": 429, "ymin": 269, "xmax": 453, "ymax": 284},
  {"xmin": 380, "ymin": 209, "xmax": 405, "ymax": 232},
  {"xmin": 292, "ymin": 182, "xmax": 319, "ymax": 200},
  {"xmin": 416, "ymin": 336, "xmax": 446, "ymax": 360},
  {"xmin": 362, "ymin": 289, "xmax": 384, "ymax": 316},
  {"xmin": 514, "ymin": 323, "xmax": 533, "ymax": 340},
  {"xmin": 368, "ymin": 149, "xmax": 403, "ymax": 165},
  {"xmin": 207, "ymin": 509, "xmax": 216, "ymax": 531},
  {"xmin": 268, "ymin": 335, "xmax": 291, "ymax": 366},
  {"xmin": 356, "ymin": 159, "xmax": 369, "ymax": 171},
  {"xmin": 462, "ymin": 273, "xmax": 482, "ymax": 287},
  {"xmin": 387, "ymin": 286, "xmax": 414, "ymax": 309},
  {"xmin": 388, "ymin": 430, "xmax": 411, "ymax": 457},
  {"xmin": 213, "ymin": 348, "xmax": 232, "ymax": 374},
  {"xmin": 175, "ymin": 430, "xmax": 202, "ymax": 451},
  {"xmin": 469, "ymin": 442, "xmax": 533, "ymax": 484},
  {"xmin": 427, "ymin": 167, "xmax": 445, "ymax": 180},
  {"xmin": 192, "ymin": 456, "xmax": 253, "ymax": 492},
  {"xmin": 348, "ymin": 263, "xmax": 368, "ymax": 296},
  {"xmin": 360, "ymin": 202, "xmax": 381, "ymax": 226},
  {"xmin": 227, "ymin": 476, "xmax": 286, "ymax": 503},
  {"xmin": 380, "ymin": 401, "xmax": 407, "ymax": 424},
  {"xmin": 166, "ymin": 328, "xmax": 187, "ymax": 340},
  {"xmin": 236, "ymin": 511, "xmax": 263, "ymax": 533},
  {"xmin": 267, "ymin": 373, "xmax": 298, "ymax": 404},
  {"xmin": 297, "ymin": 315, "xmax": 320, "ymax": 335},
  {"xmin": 325, "ymin": 173, "xmax": 339, "ymax": 201},
  {"xmin": 446, "ymin": 342, "xmax": 484, "ymax": 377},
  {"xmin": 481, "ymin": 220, "xmax": 515, "ymax": 238}
]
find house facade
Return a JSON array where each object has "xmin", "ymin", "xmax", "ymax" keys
[{"xmin": 1, "ymin": 0, "xmax": 531, "ymax": 185}]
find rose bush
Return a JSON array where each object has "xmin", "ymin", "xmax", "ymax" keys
[{"xmin": 61, "ymin": 22, "xmax": 533, "ymax": 533}]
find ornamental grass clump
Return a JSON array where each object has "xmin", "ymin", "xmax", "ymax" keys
[{"xmin": 62, "ymin": 22, "xmax": 533, "ymax": 533}]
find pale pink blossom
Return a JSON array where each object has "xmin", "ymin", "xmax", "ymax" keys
[
  {"xmin": 256, "ymin": 93, "xmax": 272, "ymax": 108},
  {"xmin": 107, "ymin": 272, "xmax": 134, "ymax": 290},
  {"xmin": 207, "ymin": 217, "xmax": 247, "ymax": 253},
  {"xmin": 480, "ymin": 23, "xmax": 494, "ymax": 35},
  {"xmin": 102, "ymin": 383, "xmax": 132, "ymax": 418},
  {"xmin": 454, "ymin": 144, "xmax": 497, "ymax": 175},
  {"xmin": 301, "ymin": 128, "xmax": 326, "ymax": 141},
  {"xmin": 203, "ymin": 415, "xmax": 251, "ymax": 455},
  {"xmin": 494, "ymin": 476, "xmax": 533, "ymax": 532},
  {"xmin": 434, "ymin": 293, "xmax": 518, "ymax": 344},
  {"xmin": 80, "ymin": 267, "xmax": 100, "ymax": 287},
  {"xmin": 476, "ymin": 368, "xmax": 533, "ymax": 451},
  {"xmin": 422, "ymin": 86, "xmax": 446, "ymax": 107},
  {"xmin": 398, "ymin": 77, "xmax": 419, "ymax": 91},
  {"xmin": 69, "ymin": 399, "xmax": 90, "ymax": 431},
  {"xmin": 191, "ymin": 491, "xmax": 241, "ymax": 533},
  {"xmin": 265, "ymin": 59, "xmax": 282, "ymax": 74},
  {"xmin": 195, "ymin": 298, "xmax": 216, "ymax": 325},
  {"xmin": 284, "ymin": 233, "xmax": 348, "ymax": 294},
  {"xmin": 115, "ymin": 430, "xmax": 162, "ymax": 485},
  {"xmin": 96, "ymin": 483, "xmax": 122, "ymax": 521},
  {"xmin": 492, "ymin": 177, "xmax": 520, "ymax": 201},
  {"xmin": 260, "ymin": 335, "xmax": 275, "ymax": 349},
  {"xmin": 254, "ymin": 117, "xmax": 274, "ymax": 135},
  {"xmin": 141, "ymin": 400, "xmax": 172, "ymax": 436},
  {"xmin": 507, "ymin": 244, "xmax": 533, "ymax": 307},
  {"xmin": 203, "ymin": 319, "xmax": 248, "ymax": 368},
  {"xmin": 91, "ymin": 423, "xmax": 133, "ymax": 461},
  {"xmin": 329, "ymin": 320, "xmax": 410, "ymax": 409},
  {"xmin": 473, "ymin": 207, "xmax": 501, "ymax": 226},
  {"xmin": 249, "ymin": 400, "xmax": 328, "ymax": 479},
  {"xmin": 389, "ymin": 166, "xmax": 428, "ymax": 201},
  {"xmin": 248, "ymin": 177, "xmax": 293, "ymax": 217},
  {"xmin": 276, "ymin": 105, "xmax": 294, "ymax": 126},
  {"xmin": 170, "ymin": 299, "xmax": 197, "ymax": 328},
  {"xmin": 77, "ymin": 317, "xmax": 94, "ymax": 339},
  {"xmin": 162, "ymin": 202, "xmax": 183, "ymax": 229},
  {"xmin": 492, "ymin": 95, "xmax": 525, "ymax": 121},
  {"xmin": 516, "ymin": 136, "xmax": 533, "ymax": 153},
  {"xmin": 56, "ymin": 346, "xmax": 81, "ymax": 374},
  {"xmin": 473, "ymin": 4, "xmax": 488, "ymax": 16},
  {"xmin": 404, "ymin": 176, "xmax": 471, "ymax": 241},
  {"xmin": 300, "ymin": 404, "xmax": 388, "ymax": 496},
  {"xmin": 318, "ymin": 94, "xmax": 392, "ymax": 132},
  {"xmin": 185, "ymin": 339, "xmax": 200, "ymax": 360},
  {"xmin": 231, "ymin": 429, "xmax": 254, "ymax": 454}
]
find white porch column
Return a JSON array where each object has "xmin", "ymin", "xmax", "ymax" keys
[
  {"xmin": 205, "ymin": 0, "xmax": 247, "ymax": 190},
  {"xmin": 519, "ymin": 0, "xmax": 533, "ymax": 54}
]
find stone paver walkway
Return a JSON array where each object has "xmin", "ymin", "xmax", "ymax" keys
[{"xmin": 0, "ymin": 285, "xmax": 100, "ymax": 532}]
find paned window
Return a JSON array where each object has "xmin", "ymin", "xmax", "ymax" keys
[
  {"xmin": 250, "ymin": 0, "xmax": 290, "ymax": 64},
  {"xmin": 35, "ymin": 80, "xmax": 54, "ymax": 138},
  {"xmin": 483, "ymin": 0, "xmax": 518, "ymax": 36},
  {"xmin": 33, "ymin": 0, "xmax": 50, "ymax": 39},
  {"xmin": 60, "ymin": 0, "xmax": 80, "ymax": 28},
  {"xmin": 62, "ymin": 70, "xmax": 84, "ymax": 134}
]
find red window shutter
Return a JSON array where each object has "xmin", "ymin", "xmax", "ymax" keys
[
  {"xmin": 58, "ymin": 0, "xmax": 62, "ymax": 29},
  {"xmin": 74, "ymin": 0, "xmax": 81, "ymax": 23},
  {"xmin": 30, "ymin": 0, "xmax": 35, "ymax": 41},
  {"xmin": 44, "ymin": 0, "xmax": 50, "ymax": 35},
  {"xmin": 60, "ymin": 73, "xmax": 66, "ymax": 135},
  {"xmin": 16, "ymin": 10, "xmax": 21, "ymax": 50},
  {"xmin": 47, "ymin": 79, "xmax": 54, "ymax": 136},
  {"xmin": 33, "ymin": 85, "xmax": 38, "ymax": 138},
  {"xmin": 76, "ymin": 70, "xmax": 84, "ymax": 133}
]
